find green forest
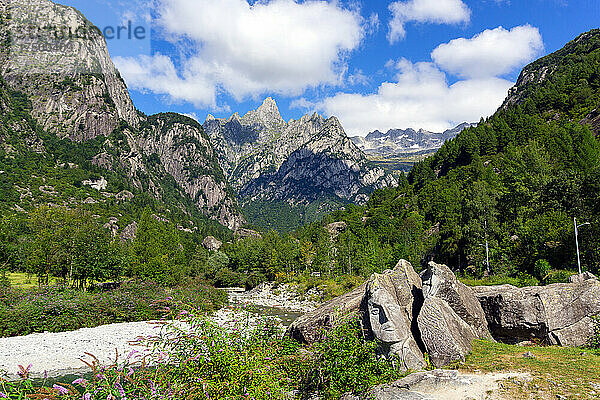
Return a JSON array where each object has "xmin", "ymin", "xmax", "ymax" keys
[{"xmin": 1, "ymin": 30, "xmax": 600, "ymax": 297}]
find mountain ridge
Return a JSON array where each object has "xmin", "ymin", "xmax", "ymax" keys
[{"xmin": 351, "ymin": 122, "xmax": 476, "ymax": 158}]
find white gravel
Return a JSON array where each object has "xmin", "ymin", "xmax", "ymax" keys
[
  {"xmin": 0, "ymin": 284, "xmax": 315, "ymax": 381},
  {"xmin": 0, "ymin": 308, "xmax": 289, "ymax": 381},
  {"xmin": 0, "ymin": 321, "xmax": 164, "ymax": 380}
]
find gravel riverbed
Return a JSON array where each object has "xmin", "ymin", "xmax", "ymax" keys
[{"xmin": 0, "ymin": 285, "xmax": 313, "ymax": 381}]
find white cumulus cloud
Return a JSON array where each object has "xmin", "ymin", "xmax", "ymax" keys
[
  {"xmin": 320, "ymin": 60, "xmax": 513, "ymax": 135},
  {"xmin": 317, "ymin": 25, "xmax": 544, "ymax": 136},
  {"xmin": 115, "ymin": 0, "xmax": 364, "ymax": 108},
  {"xmin": 431, "ymin": 25, "xmax": 544, "ymax": 78},
  {"xmin": 388, "ymin": 0, "xmax": 471, "ymax": 43}
]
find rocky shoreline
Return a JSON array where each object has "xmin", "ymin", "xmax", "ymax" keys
[{"xmin": 229, "ymin": 282, "xmax": 321, "ymax": 313}]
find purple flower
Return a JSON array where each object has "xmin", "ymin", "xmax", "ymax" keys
[
  {"xmin": 82, "ymin": 394, "xmax": 92, "ymax": 400},
  {"xmin": 73, "ymin": 378, "xmax": 88, "ymax": 387},
  {"xmin": 114, "ymin": 382, "xmax": 127, "ymax": 399},
  {"xmin": 0, "ymin": 392, "xmax": 8, "ymax": 398},
  {"xmin": 53, "ymin": 384, "xmax": 69, "ymax": 395}
]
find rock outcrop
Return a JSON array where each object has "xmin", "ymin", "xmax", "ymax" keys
[
  {"xmin": 420, "ymin": 262, "xmax": 492, "ymax": 340},
  {"xmin": 287, "ymin": 283, "xmax": 366, "ymax": 344},
  {"xmin": 325, "ymin": 221, "xmax": 348, "ymax": 240},
  {"xmin": 364, "ymin": 261, "xmax": 426, "ymax": 370},
  {"xmin": 202, "ymin": 236, "xmax": 223, "ymax": 252},
  {"xmin": 474, "ymin": 280, "xmax": 600, "ymax": 346},
  {"xmin": 289, "ymin": 258, "xmax": 600, "ymax": 371}
]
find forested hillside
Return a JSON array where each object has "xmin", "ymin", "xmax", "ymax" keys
[
  {"xmin": 325, "ymin": 29, "xmax": 600, "ymax": 278},
  {"xmin": 186, "ymin": 29, "xmax": 600, "ymax": 288}
]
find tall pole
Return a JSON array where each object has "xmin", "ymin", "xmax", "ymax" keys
[
  {"xmin": 484, "ymin": 221, "xmax": 490, "ymax": 274},
  {"xmin": 575, "ymin": 217, "xmax": 582, "ymax": 275},
  {"xmin": 485, "ymin": 239, "xmax": 490, "ymax": 274}
]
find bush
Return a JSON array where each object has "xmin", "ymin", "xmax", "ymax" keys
[
  {"xmin": 214, "ymin": 268, "xmax": 245, "ymax": 288},
  {"xmin": 0, "ymin": 280, "xmax": 227, "ymax": 337},
  {"xmin": 300, "ymin": 315, "xmax": 406, "ymax": 399},
  {"xmin": 534, "ymin": 259, "xmax": 552, "ymax": 281},
  {"xmin": 546, "ymin": 269, "xmax": 576, "ymax": 284}
]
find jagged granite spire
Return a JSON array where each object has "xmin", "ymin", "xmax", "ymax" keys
[{"xmin": 242, "ymin": 97, "xmax": 285, "ymax": 128}]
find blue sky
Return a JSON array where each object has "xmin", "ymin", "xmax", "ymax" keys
[{"xmin": 57, "ymin": 0, "xmax": 599, "ymax": 136}]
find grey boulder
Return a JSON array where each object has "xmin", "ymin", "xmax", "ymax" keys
[
  {"xmin": 474, "ymin": 280, "xmax": 600, "ymax": 346},
  {"xmin": 286, "ymin": 283, "xmax": 366, "ymax": 344},
  {"xmin": 569, "ymin": 272, "xmax": 598, "ymax": 284},
  {"xmin": 417, "ymin": 297, "xmax": 478, "ymax": 367},
  {"xmin": 364, "ymin": 260, "xmax": 426, "ymax": 370},
  {"xmin": 421, "ymin": 261, "xmax": 492, "ymax": 340}
]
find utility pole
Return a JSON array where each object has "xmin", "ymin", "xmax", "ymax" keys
[
  {"xmin": 574, "ymin": 217, "xmax": 591, "ymax": 275},
  {"xmin": 479, "ymin": 221, "xmax": 490, "ymax": 275}
]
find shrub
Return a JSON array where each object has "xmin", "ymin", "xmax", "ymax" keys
[
  {"xmin": 0, "ymin": 280, "xmax": 226, "ymax": 337},
  {"xmin": 214, "ymin": 268, "xmax": 245, "ymax": 288},
  {"xmin": 546, "ymin": 269, "xmax": 576, "ymax": 284},
  {"xmin": 300, "ymin": 315, "xmax": 406, "ymax": 399},
  {"xmin": 534, "ymin": 259, "xmax": 552, "ymax": 281}
]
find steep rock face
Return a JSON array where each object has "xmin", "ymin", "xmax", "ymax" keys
[
  {"xmin": 136, "ymin": 114, "xmax": 243, "ymax": 230},
  {"xmin": 0, "ymin": 0, "xmax": 139, "ymax": 141},
  {"xmin": 0, "ymin": 0, "xmax": 243, "ymax": 230},
  {"xmin": 204, "ymin": 100, "xmax": 395, "ymax": 209},
  {"xmin": 352, "ymin": 123, "xmax": 475, "ymax": 157},
  {"xmin": 241, "ymin": 117, "xmax": 396, "ymax": 205}
]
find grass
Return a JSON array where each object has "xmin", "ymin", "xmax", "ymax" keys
[
  {"xmin": 459, "ymin": 274, "xmax": 540, "ymax": 288},
  {"xmin": 456, "ymin": 340, "xmax": 600, "ymax": 399},
  {"xmin": 6, "ymin": 272, "xmax": 42, "ymax": 289}
]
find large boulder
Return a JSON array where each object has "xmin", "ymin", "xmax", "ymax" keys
[
  {"xmin": 286, "ymin": 283, "xmax": 366, "ymax": 344},
  {"xmin": 287, "ymin": 259, "xmax": 427, "ymax": 371},
  {"xmin": 420, "ymin": 262, "xmax": 492, "ymax": 340},
  {"xmin": 417, "ymin": 297, "xmax": 478, "ymax": 367},
  {"xmin": 569, "ymin": 271, "xmax": 598, "ymax": 284},
  {"xmin": 474, "ymin": 280, "xmax": 600, "ymax": 346},
  {"xmin": 364, "ymin": 260, "xmax": 426, "ymax": 370},
  {"xmin": 202, "ymin": 236, "xmax": 223, "ymax": 252}
]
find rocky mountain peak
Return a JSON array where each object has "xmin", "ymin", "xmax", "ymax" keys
[{"xmin": 242, "ymin": 97, "xmax": 284, "ymax": 128}]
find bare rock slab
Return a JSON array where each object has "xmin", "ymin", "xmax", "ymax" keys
[
  {"xmin": 365, "ymin": 260, "xmax": 426, "ymax": 370},
  {"xmin": 341, "ymin": 369, "xmax": 530, "ymax": 400},
  {"xmin": 421, "ymin": 262, "xmax": 492, "ymax": 340}
]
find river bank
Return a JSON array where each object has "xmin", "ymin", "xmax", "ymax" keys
[{"xmin": 0, "ymin": 285, "xmax": 311, "ymax": 381}]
